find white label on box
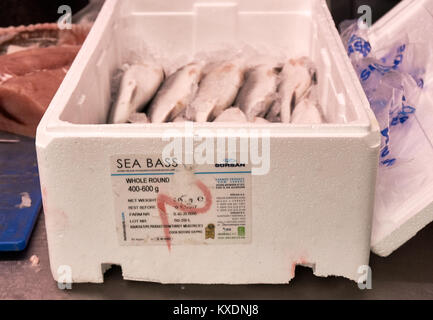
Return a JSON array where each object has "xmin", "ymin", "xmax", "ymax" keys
[{"xmin": 110, "ymin": 155, "xmax": 252, "ymax": 247}]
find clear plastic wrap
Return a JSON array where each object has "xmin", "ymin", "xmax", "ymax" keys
[
  {"xmin": 341, "ymin": 19, "xmax": 433, "ymax": 239},
  {"xmin": 340, "ymin": 20, "xmax": 429, "ymax": 167}
]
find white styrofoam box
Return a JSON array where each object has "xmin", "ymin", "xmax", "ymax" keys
[
  {"xmin": 36, "ymin": 0, "xmax": 380, "ymax": 284},
  {"xmin": 368, "ymin": 0, "xmax": 433, "ymax": 256}
]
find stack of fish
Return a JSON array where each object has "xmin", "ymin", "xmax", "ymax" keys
[{"xmin": 108, "ymin": 56, "xmax": 324, "ymax": 125}]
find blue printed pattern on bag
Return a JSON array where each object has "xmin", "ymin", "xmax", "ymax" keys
[
  {"xmin": 360, "ymin": 45, "xmax": 406, "ymax": 81},
  {"xmin": 379, "ymin": 128, "xmax": 396, "ymax": 167},
  {"xmin": 345, "ymin": 29, "xmax": 421, "ymax": 167},
  {"xmin": 390, "ymin": 96, "xmax": 416, "ymax": 126},
  {"xmin": 347, "ymin": 34, "xmax": 371, "ymax": 58}
]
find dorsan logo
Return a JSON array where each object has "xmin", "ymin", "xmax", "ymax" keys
[{"xmin": 215, "ymin": 163, "xmax": 246, "ymax": 168}]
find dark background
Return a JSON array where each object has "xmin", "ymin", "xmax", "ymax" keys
[
  {"xmin": 0, "ymin": 0, "xmax": 402, "ymax": 28},
  {"xmin": 330, "ymin": 0, "xmax": 401, "ymax": 27},
  {"xmin": 0, "ymin": 0, "xmax": 89, "ymax": 27}
]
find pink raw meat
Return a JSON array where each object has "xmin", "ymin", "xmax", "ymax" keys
[
  {"xmin": 0, "ymin": 45, "xmax": 80, "ymax": 77},
  {"xmin": 0, "ymin": 67, "xmax": 69, "ymax": 137},
  {"xmin": 0, "ymin": 45, "xmax": 81, "ymax": 137}
]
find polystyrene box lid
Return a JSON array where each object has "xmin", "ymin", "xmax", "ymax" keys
[{"xmin": 368, "ymin": 0, "xmax": 433, "ymax": 256}]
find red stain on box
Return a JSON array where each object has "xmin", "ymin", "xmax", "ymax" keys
[
  {"xmin": 290, "ymin": 256, "xmax": 309, "ymax": 279},
  {"xmin": 157, "ymin": 180, "xmax": 212, "ymax": 250}
]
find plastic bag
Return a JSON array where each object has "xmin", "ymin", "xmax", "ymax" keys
[
  {"xmin": 73, "ymin": 0, "xmax": 105, "ymax": 24},
  {"xmin": 340, "ymin": 20, "xmax": 427, "ymax": 167}
]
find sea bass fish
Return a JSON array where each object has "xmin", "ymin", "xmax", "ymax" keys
[
  {"xmin": 127, "ymin": 112, "xmax": 149, "ymax": 123},
  {"xmin": 187, "ymin": 60, "xmax": 245, "ymax": 122},
  {"xmin": 148, "ymin": 62, "xmax": 204, "ymax": 123},
  {"xmin": 171, "ymin": 110, "xmax": 188, "ymax": 123},
  {"xmin": 253, "ymin": 117, "xmax": 270, "ymax": 124},
  {"xmin": 291, "ymin": 99, "xmax": 323, "ymax": 124},
  {"xmin": 266, "ymin": 57, "xmax": 314, "ymax": 123},
  {"xmin": 213, "ymin": 107, "xmax": 247, "ymax": 122},
  {"xmin": 236, "ymin": 64, "xmax": 279, "ymax": 121},
  {"xmin": 172, "ymin": 116, "xmax": 187, "ymax": 123},
  {"xmin": 109, "ymin": 63, "xmax": 164, "ymax": 124}
]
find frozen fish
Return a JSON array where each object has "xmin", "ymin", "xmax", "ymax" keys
[
  {"xmin": 236, "ymin": 64, "xmax": 279, "ymax": 121},
  {"xmin": 187, "ymin": 60, "xmax": 245, "ymax": 122},
  {"xmin": 172, "ymin": 111, "xmax": 188, "ymax": 123},
  {"xmin": 214, "ymin": 107, "xmax": 247, "ymax": 122},
  {"xmin": 172, "ymin": 116, "xmax": 187, "ymax": 123},
  {"xmin": 266, "ymin": 57, "xmax": 314, "ymax": 123},
  {"xmin": 127, "ymin": 112, "xmax": 149, "ymax": 123},
  {"xmin": 109, "ymin": 63, "xmax": 164, "ymax": 124},
  {"xmin": 148, "ymin": 62, "xmax": 204, "ymax": 123},
  {"xmin": 291, "ymin": 99, "xmax": 323, "ymax": 124},
  {"xmin": 253, "ymin": 117, "xmax": 270, "ymax": 124},
  {"xmin": 264, "ymin": 112, "xmax": 280, "ymax": 123}
]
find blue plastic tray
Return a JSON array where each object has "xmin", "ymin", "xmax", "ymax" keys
[{"xmin": 0, "ymin": 132, "xmax": 42, "ymax": 251}]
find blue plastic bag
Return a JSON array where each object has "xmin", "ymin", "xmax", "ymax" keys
[{"xmin": 340, "ymin": 21, "xmax": 425, "ymax": 167}]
